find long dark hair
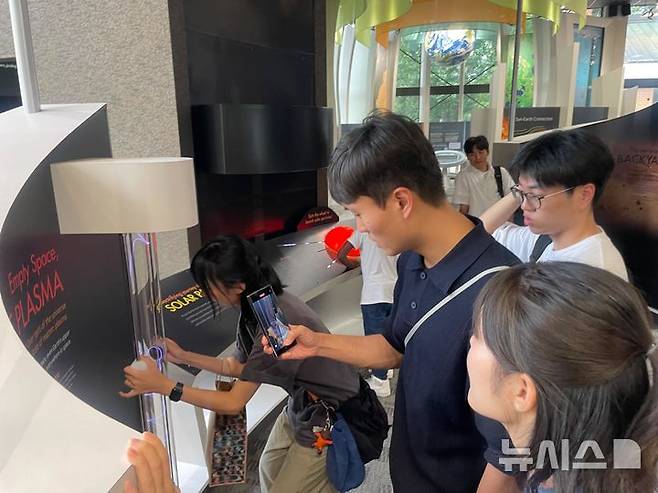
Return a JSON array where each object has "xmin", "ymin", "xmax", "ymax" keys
[
  {"xmin": 474, "ymin": 262, "xmax": 658, "ymax": 493},
  {"xmin": 190, "ymin": 235, "xmax": 283, "ymax": 317}
]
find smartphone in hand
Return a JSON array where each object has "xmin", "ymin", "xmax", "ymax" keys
[{"xmin": 246, "ymin": 285, "xmax": 296, "ymax": 358}]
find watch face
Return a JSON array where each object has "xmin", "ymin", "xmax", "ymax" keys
[{"xmin": 170, "ymin": 382, "xmax": 183, "ymax": 401}]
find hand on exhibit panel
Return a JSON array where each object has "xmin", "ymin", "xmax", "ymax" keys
[
  {"xmin": 164, "ymin": 338, "xmax": 186, "ymax": 365},
  {"xmin": 120, "ymin": 356, "xmax": 173, "ymax": 398},
  {"xmin": 123, "ymin": 432, "xmax": 179, "ymax": 493},
  {"xmin": 261, "ymin": 323, "xmax": 318, "ymax": 360}
]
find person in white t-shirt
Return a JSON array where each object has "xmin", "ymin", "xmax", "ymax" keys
[
  {"xmin": 337, "ymin": 229, "xmax": 398, "ymax": 397},
  {"xmin": 480, "ymin": 129, "xmax": 628, "ymax": 280},
  {"xmin": 453, "ymin": 135, "xmax": 515, "ymax": 217}
]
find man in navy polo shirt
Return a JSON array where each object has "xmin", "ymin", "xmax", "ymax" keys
[{"xmin": 267, "ymin": 111, "xmax": 520, "ymax": 492}]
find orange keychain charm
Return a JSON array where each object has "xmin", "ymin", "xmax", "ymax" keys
[{"xmin": 312, "ymin": 430, "xmax": 333, "ymax": 454}]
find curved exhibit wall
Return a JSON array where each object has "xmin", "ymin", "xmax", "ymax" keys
[
  {"xmin": 585, "ymin": 102, "xmax": 658, "ymax": 312},
  {"xmin": 0, "ymin": 104, "xmax": 140, "ymax": 492}
]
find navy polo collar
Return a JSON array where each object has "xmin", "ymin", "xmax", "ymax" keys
[{"xmin": 406, "ymin": 216, "xmax": 496, "ymax": 294}]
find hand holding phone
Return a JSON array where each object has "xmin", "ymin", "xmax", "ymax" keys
[{"xmin": 246, "ymin": 285, "xmax": 296, "ymax": 358}]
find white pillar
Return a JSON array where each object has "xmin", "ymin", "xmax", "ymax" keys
[
  {"xmin": 548, "ymin": 12, "xmax": 579, "ymax": 127},
  {"xmin": 8, "ymin": 0, "xmax": 40, "ymax": 113},
  {"xmin": 533, "ymin": 17, "xmax": 553, "ymax": 107},
  {"xmin": 561, "ymin": 42, "xmax": 579, "ymax": 127},
  {"xmin": 333, "ymin": 36, "xmax": 342, "ymax": 133},
  {"xmin": 592, "ymin": 66, "xmax": 625, "ymax": 118},
  {"xmin": 338, "ymin": 24, "xmax": 356, "ymax": 123},
  {"xmin": 347, "ymin": 29, "xmax": 379, "ymax": 123}
]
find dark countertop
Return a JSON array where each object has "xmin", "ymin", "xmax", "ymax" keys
[{"xmin": 256, "ymin": 218, "xmax": 359, "ymax": 301}]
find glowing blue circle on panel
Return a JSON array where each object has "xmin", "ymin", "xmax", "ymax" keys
[{"xmin": 424, "ymin": 30, "xmax": 475, "ymax": 66}]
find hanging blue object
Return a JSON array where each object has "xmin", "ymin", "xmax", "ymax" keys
[{"xmin": 424, "ymin": 30, "xmax": 475, "ymax": 66}]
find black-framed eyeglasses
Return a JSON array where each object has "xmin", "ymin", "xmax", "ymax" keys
[{"xmin": 510, "ymin": 185, "xmax": 576, "ymax": 210}]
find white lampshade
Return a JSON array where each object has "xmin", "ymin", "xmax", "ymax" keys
[{"xmin": 51, "ymin": 157, "xmax": 198, "ymax": 234}]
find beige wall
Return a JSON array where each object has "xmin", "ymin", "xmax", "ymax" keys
[{"xmin": 0, "ymin": 0, "xmax": 189, "ymax": 277}]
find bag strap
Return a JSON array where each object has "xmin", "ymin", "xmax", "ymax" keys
[
  {"xmin": 529, "ymin": 234, "xmax": 552, "ymax": 263},
  {"xmin": 404, "ymin": 265, "xmax": 509, "ymax": 347},
  {"xmin": 494, "ymin": 166, "xmax": 504, "ymax": 199}
]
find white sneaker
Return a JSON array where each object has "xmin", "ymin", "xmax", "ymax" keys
[
  {"xmin": 387, "ymin": 369, "xmax": 394, "ymax": 379},
  {"xmin": 366, "ymin": 375, "xmax": 391, "ymax": 398}
]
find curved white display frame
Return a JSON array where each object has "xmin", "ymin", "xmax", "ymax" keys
[{"xmin": 0, "ymin": 104, "xmax": 139, "ymax": 492}]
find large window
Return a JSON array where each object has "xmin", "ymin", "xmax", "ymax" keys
[
  {"xmin": 624, "ymin": 8, "xmax": 658, "ymax": 82},
  {"xmin": 394, "ymin": 28, "xmax": 497, "ymax": 123},
  {"xmin": 393, "ymin": 31, "xmax": 422, "ymax": 120},
  {"xmin": 504, "ymin": 32, "xmax": 534, "ymax": 109}
]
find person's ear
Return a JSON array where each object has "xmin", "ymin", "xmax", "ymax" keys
[
  {"xmin": 578, "ymin": 183, "xmax": 596, "ymax": 209},
  {"xmin": 234, "ymin": 282, "xmax": 246, "ymax": 295},
  {"xmin": 391, "ymin": 187, "xmax": 414, "ymax": 219},
  {"xmin": 510, "ymin": 373, "xmax": 538, "ymax": 414}
]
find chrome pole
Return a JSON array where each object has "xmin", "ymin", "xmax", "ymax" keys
[{"xmin": 8, "ymin": 0, "xmax": 40, "ymax": 113}]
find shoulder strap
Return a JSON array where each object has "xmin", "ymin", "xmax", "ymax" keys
[
  {"xmin": 493, "ymin": 166, "xmax": 504, "ymax": 198},
  {"xmin": 404, "ymin": 265, "xmax": 509, "ymax": 347},
  {"xmin": 529, "ymin": 234, "xmax": 552, "ymax": 263}
]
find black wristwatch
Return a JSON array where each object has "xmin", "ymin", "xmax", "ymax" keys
[{"xmin": 169, "ymin": 382, "xmax": 184, "ymax": 402}]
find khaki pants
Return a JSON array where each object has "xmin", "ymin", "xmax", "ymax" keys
[{"xmin": 259, "ymin": 408, "xmax": 337, "ymax": 493}]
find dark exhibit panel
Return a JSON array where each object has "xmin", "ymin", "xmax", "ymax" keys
[
  {"xmin": 196, "ymin": 171, "xmax": 319, "ymax": 242},
  {"xmin": 192, "ymin": 104, "xmax": 333, "ymax": 174},
  {"xmin": 504, "ymin": 107, "xmax": 561, "ymax": 138},
  {"xmin": 0, "ymin": 108, "xmax": 142, "ymax": 430},
  {"xmin": 572, "ymin": 106, "xmax": 609, "ymax": 125},
  {"xmin": 583, "ymin": 103, "xmax": 658, "ymax": 312},
  {"xmin": 178, "ymin": 0, "xmax": 331, "ymax": 243},
  {"xmin": 0, "ymin": 59, "xmax": 21, "ymax": 113},
  {"xmin": 160, "ymin": 270, "xmax": 238, "ymax": 376}
]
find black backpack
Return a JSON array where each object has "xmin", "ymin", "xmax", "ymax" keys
[
  {"xmin": 530, "ymin": 235, "xmax": 552, "ymax": 262},
  {"xmin": 493, "ymin": 166, "xmax": 505, "ymax": 199},
  {"xmin": 338, "ymin": 376, "xmax": 389, "ymax": 463}
]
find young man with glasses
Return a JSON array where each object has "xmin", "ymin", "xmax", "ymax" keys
[{"xmin": 480, "ymin": 129, "xmax": 628, "ymax": 279}]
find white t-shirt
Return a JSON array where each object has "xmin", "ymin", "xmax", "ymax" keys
[
  {"xmin": 348, "ymin": 230, "xmax": 398, "ymax": 305},
  {"xmin": 453, "ymin": 164, "xmax": 515, "ymax": 217},
  {"xmin": 493, "ymin": 223, "xmax": 629, "ymax": 281}
]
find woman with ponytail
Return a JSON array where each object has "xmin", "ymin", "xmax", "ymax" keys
[
  {"xmin": 121, "ymin": 235, "xmax": 361, "ymax": 493},
  {"xmin": 467, "ymin": 261, "xmax": 658, "ymax": 493}
]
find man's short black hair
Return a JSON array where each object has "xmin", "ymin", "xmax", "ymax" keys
[
  {"xmin": 509, "ymin": 129, "xmax": 614, "ymax": 204},
  {"xmin": 328, "ymin": 110, "xmax": 445, "ymax": 207},
  {"xmin": 464, "ymin": 135, "xmax": 489, "ymax": 154}
]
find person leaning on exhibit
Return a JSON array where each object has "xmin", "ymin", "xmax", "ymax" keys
[{"xmin": 120, "ymin": 235, "xmax": 363, "ymax": 493}]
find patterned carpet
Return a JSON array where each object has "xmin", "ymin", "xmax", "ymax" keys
[{"xmin": 205, "ymin": 371, "xmax": 397, "ymax": 493}]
